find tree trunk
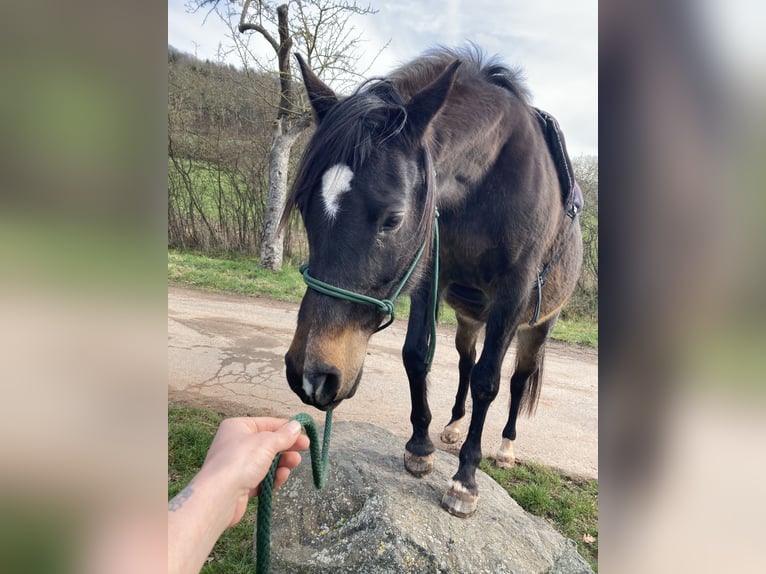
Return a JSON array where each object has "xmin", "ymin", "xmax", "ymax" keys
[
  {"xmin": 256, "ymin": 2, "xmax": 298, "ymax": 271},
  {"xmin": 259, "ymin": 118, "xmax": 300, "ymax": 270},
  {"xmin": 276, "ymin": 4, "xmax": 293, "ymax": 119}
]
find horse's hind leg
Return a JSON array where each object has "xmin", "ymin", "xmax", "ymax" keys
[
  {"xmin": 496, "ymin": 312, "xmax": 559, "ymax": 468},
  {"xmin": 441, "ymin": 314, "xmax": 482, "ymax": 444}
]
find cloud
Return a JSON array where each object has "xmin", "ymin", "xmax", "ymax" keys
[
  {"xmin": 167, "ymin": 0, "xmax": 243, "ymax": 66},
  {"xmin": 350, "ymin": 0, "xmax": 597, "ymax": 156},
  {"xmin": 167, "ymin": 0, "xmax": 598, "ymax": 156}
]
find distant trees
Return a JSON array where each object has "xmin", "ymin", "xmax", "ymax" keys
[
  {"xmin": 167, "ymin": 48, "xmax": 277, "ymax": 252},
  {"xmin": 570, "ymin": 155, "xmax": 599, "ymax": 319}
]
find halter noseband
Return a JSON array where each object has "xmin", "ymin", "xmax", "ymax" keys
[{"xmin": 300, "ymin": 209, "xmax": 440, "ymax": 369}]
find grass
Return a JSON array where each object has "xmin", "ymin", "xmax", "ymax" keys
[
  {"xmin": 168, "ymin": 248, "xmax": 597, "ymax": 348},
  {"xmin": 480, "ymin": 459, "xmax": 598, "ymax": 571},
  {"xmin": 168, "ymin": 249, "xmax": 307, "ymax": 301},
  {"xmin": 169, "ymin": 404, "xmax": 598, "ymax": 572},
  {"xmin": 551, "ymin": 317, "xmax": 598, "ymax": 347},
  {"xmin": 168, "ymin": 405, "xmax": 261, "ymax": 574}
]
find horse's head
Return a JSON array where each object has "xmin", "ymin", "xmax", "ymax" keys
[{"xmin": 283, "ymin": 55, "xmax": 459, "ymax": 410}]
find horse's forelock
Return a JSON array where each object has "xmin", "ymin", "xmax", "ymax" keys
[{"xmin": 282, "ymin": 83, "xmax": 411, "ymax": 229}]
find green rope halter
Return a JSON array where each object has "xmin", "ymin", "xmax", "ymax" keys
[{"xmin": 301, "ymin": 210, "xmax": 440, "ymax": 365}]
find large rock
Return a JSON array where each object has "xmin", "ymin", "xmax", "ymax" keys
[{"xmin": 262, "ymin": 421, "xmax": 593, "ymax": 574}]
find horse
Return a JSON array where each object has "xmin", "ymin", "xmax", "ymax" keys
[{"xmin": 282, "ymin": 46, "xmax": 583, "ymax": 517}]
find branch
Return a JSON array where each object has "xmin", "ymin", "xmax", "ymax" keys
[
  {"xmin": 237, "ymin": 0, "xmax": 280, "ymax": 53},
  {"xmin": 286, "ymin": 112, "xmax": 313, "ymax": 137}
]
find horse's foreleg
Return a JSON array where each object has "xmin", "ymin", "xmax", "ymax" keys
[
  {"xmin": 442, "ymin": 297, "xmax": 525, "ymax": 517},
  {"xmin": 402, "ymin": 288, "xmax": 435, "ymax": 477},
  {"xmin": 441, "ymin": 314, "xmax": 481, "ymax": 444},
  {"xmin": 497, "ymin": 312, "xmax": 559, "ymax": 468}
]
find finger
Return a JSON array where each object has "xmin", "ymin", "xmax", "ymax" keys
[
  {"xmin": 273, "ymin": 466, "xmax": 292, "ymax": 491},
  {"xmin": 233, "ymin": 418, "xmax": 310, "ymax": 450},
  {"xmin": 283, "ymin": 433, "xmax": 310, "ymax": 452},
  {"xmin": 250, "ymin": 461, "xmax": 293, "ymax": 497},
  {"xmin": 276, "ymin": 451, "xmax": 302, "ymax": 470},
  {"xmin": 236, "ymin": 417, "xmax": 291, "ymax": 433},
  {"xmin": 270, "ymin": 420, "xmax": 304, "ymax": 450},
  {"xmin": 248, "ymin": 420, "xmax": 304, "ymax": 465}
]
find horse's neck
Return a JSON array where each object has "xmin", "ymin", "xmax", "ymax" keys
[{"xmin": 430, "ymin": 102, "xmax": 530, "ymax": 204}]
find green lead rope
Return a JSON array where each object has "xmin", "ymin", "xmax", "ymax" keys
[
  {"xmin": 255, "ymin": 410, "xmax": 333, "ymax": 574},
  {"xmin": 255, "ymin": 211, "xmax": 440, "ymax": 572},
  {"xmin": 425, "ymin": 210, "xmax": 440, "ymax": 369}
]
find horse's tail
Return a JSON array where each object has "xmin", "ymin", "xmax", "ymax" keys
[{"xmin": 518, "ymin": 344, "xmax": 546, "ymax": 417}]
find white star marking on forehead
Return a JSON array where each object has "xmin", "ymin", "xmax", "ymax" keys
[{"xmin": 320, "ymin": 163, "xmax": 354, "ymax": 220}]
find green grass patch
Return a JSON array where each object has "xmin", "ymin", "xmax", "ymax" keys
[
  {"xmin": 480, "ymin": 459, "xmax": 598, "ymax": 571},
  {"xmin": 169, "ymin": 405, "xmax": 261, "ymax": 574},
  {"xmin": 168, "ymin": 248, "xmax": 597, "ymax": 347},
  {"xmin": 168, "ymin": 249, "xmax": 307, "ymax": 302},
  {"xmin": 169, "ymin": 404, "xmax": 597, "ymax": 572},
  {"xmin": 168, "ymin": 405, "xmax": 223, "ymax": 496},
  {"xmin": 551, "ymin": 317, "xmax": 598, "ymax": 347}
]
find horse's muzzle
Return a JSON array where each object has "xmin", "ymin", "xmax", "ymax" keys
[
  {"xmin": 285, "ymin": 356, "xmax": 362, "ymax": 411},
  {"xmin": 284, "ymin": 310, "xmax": 370, "ymax": 410},
  {"xmin": 301, "ymin": 363, "xmax": 341, "ymax": 410}
]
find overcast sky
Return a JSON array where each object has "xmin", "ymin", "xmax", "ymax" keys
[{"xmin": 168, "ymin": 0, "xmax": 598, "ymax": 157}]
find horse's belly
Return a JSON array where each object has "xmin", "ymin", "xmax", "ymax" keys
[{"xmin": 443, "ymin": 283, "xmax": 489, "ymax": 322}]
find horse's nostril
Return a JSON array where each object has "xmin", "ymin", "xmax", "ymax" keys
[{"xmin": 304, "ymin": 366, "xmax": 341, "ymax": 408}]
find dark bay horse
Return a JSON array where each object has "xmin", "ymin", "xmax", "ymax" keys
[{"xmin": 283, "ymin": 47, "xmax": 583, "ymax": 517}]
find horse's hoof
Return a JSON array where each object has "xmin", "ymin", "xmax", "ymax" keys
[
  {"xmin": 440, "ymin": 419, "xmax": 464, "ymax": 444},
  {"xmin": 440, "ymin": 427, "xmax": 462, "ymax": 444},
  {"xmin": 404, "ymin": 450, "xmax": 434, "ymax": 477},
  {"xmin": 494, "ymin": 453, "xmax": 515, "ymax": 469},
  {"xmin": 441, "ymin": 480, "xmax": 478, "ymax": 518},
  {"xmin": 494, "ymin": 438, "xmax": 515, "ymax": 468}
]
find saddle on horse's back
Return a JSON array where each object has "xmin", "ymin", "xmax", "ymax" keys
[{"xmin": 533, "ymin": 108, "xmax": 584, "ymax": 219}]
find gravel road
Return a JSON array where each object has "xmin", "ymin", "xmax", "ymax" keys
[{"xmin": 168, "ymin": 287, "xmax": 598, "ymax": 478}]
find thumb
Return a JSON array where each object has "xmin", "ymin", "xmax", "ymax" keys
[{"xmin": 269, "ymin": 419, "xmax": 303, "ymax": 451}]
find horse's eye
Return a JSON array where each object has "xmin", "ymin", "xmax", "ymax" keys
[{"xmin": 380, "ymin": 213, "xmax": 404, "ymax": 233}]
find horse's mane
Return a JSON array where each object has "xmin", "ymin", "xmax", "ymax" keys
[
  {"xmin": 281, "ymin": 46, "xmax": 531, "ymax": 256},
  {"xmin": 387, "ymin": 44, "xmax": 531, "ymax": 105}
]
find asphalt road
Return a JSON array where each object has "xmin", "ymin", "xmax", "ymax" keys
[{"xmin": 168, "ymin": 287, "xmax": 598, "ymax": 478}]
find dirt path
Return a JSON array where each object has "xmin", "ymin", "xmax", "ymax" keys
[{"xmin": 168, "ymin": 286, "xmax": 598, "ymax": 479}]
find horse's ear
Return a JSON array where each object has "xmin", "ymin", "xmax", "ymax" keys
[
  {"xmin": 405, "ymin": 59, "xmax": 461, "ymax": 141},
  {"xmin": 295, "ymin": 53, "xmax": 338, "ymax": 123}
]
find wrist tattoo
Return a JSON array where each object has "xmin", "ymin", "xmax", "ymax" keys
[{"xmin": 168, "ymin": 481, "xmax": 194, "ymax": 512}]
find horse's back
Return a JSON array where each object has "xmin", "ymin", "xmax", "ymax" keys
[{"xmin": 435, "ymin": 97, "xmax": 581, "ymax": 325}]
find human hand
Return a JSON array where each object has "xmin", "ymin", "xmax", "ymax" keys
[{"xmin": 196, "ymin": 417, "xmax": 310, "ymax": 527}]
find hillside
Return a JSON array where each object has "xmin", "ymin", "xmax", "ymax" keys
[{"xmin": 168, "ymin": 46, "xmax": 310, "ymax": 254}]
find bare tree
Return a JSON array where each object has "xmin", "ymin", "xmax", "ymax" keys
[{"xmin": 188, "ymin": 0, "xmax": 383, "ymax": 270}]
